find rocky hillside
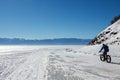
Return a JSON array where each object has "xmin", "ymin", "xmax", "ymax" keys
[{"xmin": 89, "ymin": 19, "xmax": 120, "ymax": 45}]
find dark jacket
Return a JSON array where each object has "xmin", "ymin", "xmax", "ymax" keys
[{"xmin": 99, "ymin": 44, "xmax": 109, "ymax": 52}]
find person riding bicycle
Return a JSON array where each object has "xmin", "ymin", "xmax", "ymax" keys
[{"xmin": 99, "ymin": 44, "xmax": 109, "ymax": 60}]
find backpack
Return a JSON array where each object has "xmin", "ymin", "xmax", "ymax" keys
[{"xmin": 105, "ymin": 45, "xmax": 109, "ymax": 52}]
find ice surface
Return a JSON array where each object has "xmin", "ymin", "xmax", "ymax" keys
[{"xmin": 0, "ymin": 45, "xmax": 120, "ymax": 80}]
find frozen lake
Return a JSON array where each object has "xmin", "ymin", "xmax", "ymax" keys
[{"xmin": 0, "ymin": 45, "xmax": 120, "ymax": 80}]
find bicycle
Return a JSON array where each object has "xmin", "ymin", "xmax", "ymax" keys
[{"xmin": 100, "ymin": 54, "xmax": 111, "ymax": 63}]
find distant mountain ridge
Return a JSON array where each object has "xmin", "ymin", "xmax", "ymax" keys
[{"xmin": 0, "ymin": 38, "xmax": 91, "ymax": 45}]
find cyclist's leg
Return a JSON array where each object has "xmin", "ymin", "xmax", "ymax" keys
[
  {"xmin": 105, "ymin": 52, "xmax": 107, "ymax": 60},
  {"xmin": 103, "ymin": 52, "xmax": 107, "ymax": 60}
]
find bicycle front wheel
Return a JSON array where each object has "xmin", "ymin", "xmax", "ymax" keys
[{"xmin": 100, "ymin": 54, "xmax": 105, "ymax": 61}]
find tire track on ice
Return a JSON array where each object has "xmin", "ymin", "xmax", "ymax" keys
[{"xmin": 0, "ymin": 49, "xmax": 48, "ymax": 80}]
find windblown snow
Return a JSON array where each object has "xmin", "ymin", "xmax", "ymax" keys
[{"xmin": 0, "ymin": 45, "xmax": 120, "ymax": 80}]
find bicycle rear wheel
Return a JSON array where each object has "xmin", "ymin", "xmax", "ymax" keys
[{"xmin": 106, "ymin": 55, "xmax": 111, "ymax": 63}]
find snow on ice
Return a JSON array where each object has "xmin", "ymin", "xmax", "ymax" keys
[{"xmin": 0, "ymin": 45, "xmax": 120, "ymax": 80}]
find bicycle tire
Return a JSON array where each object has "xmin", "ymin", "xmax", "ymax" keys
[
  {"xmin": 100, "ymin": 54, "xmax": 105, "ymax": 61},
  {"xmin": 106, "ymin": 55, "xmax": 111, "ymax": 63}
]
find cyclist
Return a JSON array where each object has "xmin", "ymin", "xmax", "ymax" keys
[{"xmin": 99, "ymin": 44, "xmax": 109, "ymax": 60}]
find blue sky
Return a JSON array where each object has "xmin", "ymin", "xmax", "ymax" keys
[{"xmin": 0, "ymin": 0, "xmax": 120, "ymax": 39}]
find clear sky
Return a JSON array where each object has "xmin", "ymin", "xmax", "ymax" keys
[{"xmin": 0, "ymin": 0, "xmax": 120, "ymax": 39}]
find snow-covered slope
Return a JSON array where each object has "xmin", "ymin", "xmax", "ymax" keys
[{"xmin": 89, "ymin": 19, "xmax": 120, "ymax": 45}]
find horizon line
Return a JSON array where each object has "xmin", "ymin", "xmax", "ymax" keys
[{"xmin": 0, "ymin": 37, "xmax": 92, "ymax": 40}]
